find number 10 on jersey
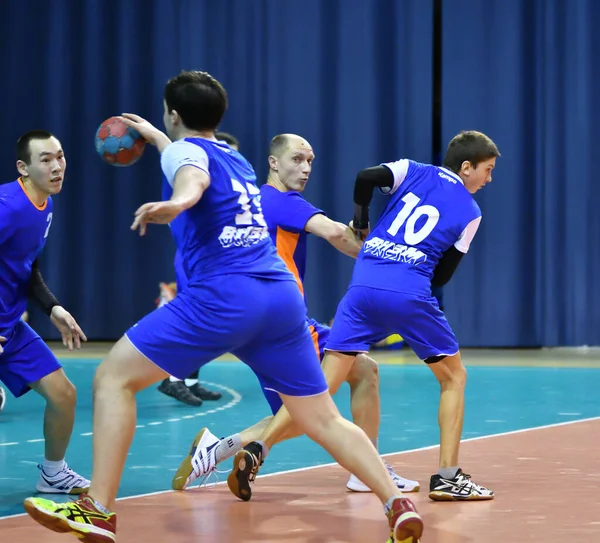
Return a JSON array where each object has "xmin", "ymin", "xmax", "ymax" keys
[{"xmin": 387, "ymin": 192, "xmax": 439, "ymax": 245}]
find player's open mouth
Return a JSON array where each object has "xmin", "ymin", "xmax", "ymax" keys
[{"xmin": 50, "ymin": 177, "xmax": 62, "ymax": 183}]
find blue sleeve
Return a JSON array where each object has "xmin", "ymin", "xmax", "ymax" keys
[
  {"xmin": 265, "ymin": 191, "xmax": 324, "ymax": 233},
  {"xmin": 160, "ymin": 141, "xmax": 210, "ymax": 186}
]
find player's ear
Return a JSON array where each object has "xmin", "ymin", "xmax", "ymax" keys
[
  {"xmin": 16, "ymin": 160, "xmax": 29, "ymax": 177},
  {"xmin": 268, "ymin": 155, "xmax": 278, "ymax": 171},
  {"xmin": 170, "ymin": 109, "xmax": 182, "ymax": 126},
  {"xmin": 460, "ymin": 160, "xmax": 471, "ymax": 176}
]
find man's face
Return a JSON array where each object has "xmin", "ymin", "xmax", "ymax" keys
[
  {"xmin": 461, "ymin": 157, "xmax": 496, "ymax": 194},
  {"xmin": 18, "ymin": 137, "xmax": 66, "ymax": 195},
  {"xmin": 272, "ymin": 137, "xmax": 314, "ymax": 192}
]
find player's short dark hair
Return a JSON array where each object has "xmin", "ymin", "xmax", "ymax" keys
[
  {"xmin": 215, "ymin": 131, "xmax": 239, "ymax": 148},
  {"xmin": 442, "ymin": 131, "xmax": 500, "ymax": 173},
  {"xmin": 164, "ymin": 71, "xmax": 228, "ymax": 132},
  {"xmin": 269, "ymin": 134, "xmax": 291, "ymax": 157},
  {"xmin": 16, "ymin": 130, "xmax": 56, "ymax": 164}
]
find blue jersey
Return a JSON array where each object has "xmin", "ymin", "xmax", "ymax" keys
[
  {"xmin": 351, "ymin": 159, "xmax": 481, "ymax": 296},
  {"xmin": 160, "ymin": 138, "xmax": 292, "ymax": 286},
  {"xmin": 0, "ymin": 179, "xmax": 54, "ymax": 336}
]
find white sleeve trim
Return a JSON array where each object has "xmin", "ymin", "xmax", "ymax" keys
[
  {"xmin": 160, "ymin": 141, "xmax": 210, "ymax": 187},
  {"xmin": 454, "ymin": 216, "xmax": 481, "ymax": 253},
  {"xmin": 379, "ymin": 159, "xmax": 409, "ymax": 195}
]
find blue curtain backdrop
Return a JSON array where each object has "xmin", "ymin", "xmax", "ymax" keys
[
  {"xmin": 440, "ymin": 0, "xmax": 600, "ymax": 346},
  {"xmin": 0, "ymin": 0, "xmax": 433, "ymax": 340}
]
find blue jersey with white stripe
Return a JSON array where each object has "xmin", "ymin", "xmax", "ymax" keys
[
  {"xmin": 351, "ymin": 160, "xmax": 482, "ymax": 296},
  {"xmin": 160, "ymin": 138, "xmax": 292, "ymax": 286}
]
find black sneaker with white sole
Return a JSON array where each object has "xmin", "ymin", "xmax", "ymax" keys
[{"xmin": 429, "ymin": 468, "xmax": 494, "ymax": 501}]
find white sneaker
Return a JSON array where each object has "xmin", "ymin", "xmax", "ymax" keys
[
  {"xmin": 0, "ymin": 387, "xmax": 6, "ymax": 412},
  {"xmin": 346, "ymin": 462, "xmax": 420, "ymax": 493},
  {"xmin": 35, "ymin": 463, "xmax": 90, "ymax": 494},
  {"xmin": 172, "ymin": 428, "xmax": 221, "ymax": 490}
]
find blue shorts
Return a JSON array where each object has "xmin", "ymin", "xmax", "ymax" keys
[
  {"xmin": 259, "ymin": 318, "xmax": 331, "ymax": 415},
  {"xmin": 326, "ymin": 286, "xmax": 459, "ymax": 362},
  {"xmin": 126, "ymin": 274, "xmax": 328, "ymax": 400},
  {"xmin": 0, "ymin": 320, "xmax": 62, "ymax": 398}
]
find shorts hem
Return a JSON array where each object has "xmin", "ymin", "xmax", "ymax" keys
[{"xmin": 263, "ymin": 385, "xmax": 328, "ymax": 398}]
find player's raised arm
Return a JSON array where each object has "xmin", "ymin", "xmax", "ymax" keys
[
  {"xmin": 304, "ymin": 214, "xmax": 363, "ymax": 258},
  {"xmin": 121, "ymin": 113, "xmax": 172, "ymax": 153},
  {"xmin": 131, "ymin": 141, "xmax": 211, "ymax": 236}
]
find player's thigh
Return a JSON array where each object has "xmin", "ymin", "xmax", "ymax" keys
[
  {"xmin": 325, "ymin": 287, "xmax": 389, "ymax": 354},
  {"xmin": 93, "ymin": 335, "xmax": 170, "ymax": 393},
  {"xmin": 279, "ymin": 389, "xmax": 341, "ymax": 439},
  {"xmin": 0, "ymin": 320, "xmax": 62, "ymax": 399}
]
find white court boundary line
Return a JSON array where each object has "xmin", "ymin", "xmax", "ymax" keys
[
  {"xmin": 2, "ymin": 414, "xmax": 599, "ymax": 521},
  {"xmin": 0, "ymin": 381, "xmax": 242, "ymax": 446}
]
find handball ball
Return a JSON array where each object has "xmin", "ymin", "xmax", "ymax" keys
[{"xmin": 95, "ymin": 116, "xmax": 146, "ymax": 166}]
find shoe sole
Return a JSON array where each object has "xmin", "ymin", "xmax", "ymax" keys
[
  {"xmin": 35, "ymin": 485, "xmax": 90, "ymax": 495},
  {"xmin": 172, "ymin": 428, "xmax": 210, "ymax": 491},
  {"xmin": 227, "ymin": 450, "xmax": 254, "ymax": 501},
  {"xmin": 23, "ymin": 499, "xmax": 115, "ymax": 543},
  {"xmin": 394, "ymin": 512, "xmax": 424, "ymax": 542},
  {"xmin": 346, "ymin": 482, "xmax": 420, "ymax": 493},
  {"xmin": 428, "ymin": 490, "xmax": 494, "ymax": 501}
]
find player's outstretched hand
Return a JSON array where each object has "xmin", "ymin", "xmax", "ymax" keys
[
  {"xmin": 0, "ymin": 336, "xmax": 5, "ymax": 354},
  {"xmin": 120, "ymin": 113, "xmax": 171, "ymax": 150},
  {"xmin": 50, "ymin": 307, "xmax": 88, "ymax": 351},
  {"xmin": 131, "ymin": 201, "xmax": 183, "ymax": 236}
]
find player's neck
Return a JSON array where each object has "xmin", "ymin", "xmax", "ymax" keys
[
  {"xmin": 266, "ymin": 173, "xmax": 288, "ymax": 192},
  {"xmin": 176, "ymin": 128, "xmax": 218, "ymax": 142},
  {"xmin": 20, "ymin": 178, "xmax": 49, "ymax": 207}
]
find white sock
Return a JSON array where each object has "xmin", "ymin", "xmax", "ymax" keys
[
  {"xmin": 43, "ymin": 458, "xmax": 66, "ymax": 476},
  {"xmin": 169, "ymin": 376, "xmax": 182, "ymax": 382},
  {"xmin": 185, "ymin": 378, "xmax": 199, "ymax": 387}
]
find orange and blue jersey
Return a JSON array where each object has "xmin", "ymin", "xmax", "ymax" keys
[{"xmin": 259, "ymin": 184, "xmax": 323, "ymax": 297}]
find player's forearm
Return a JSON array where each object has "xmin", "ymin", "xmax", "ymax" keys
[
  {"xmin": 154, "ymin": 133, "xmax": 173, "ymax": 153},
  {"xmin": 27, "ymin": 259, "xmax": 60, "ymax": 315},
  {"xmin": 352, "ymin": 166, "xmax": 394, "ymax": 229},
  {"xmin": 328, "ymin": 223, "xmax": 363, "ymax": 258}
]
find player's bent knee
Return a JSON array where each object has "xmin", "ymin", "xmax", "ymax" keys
[
  {"xmin": 32, "ymin": 369, "xmax": 77, "ymax": 409},
  {"xmin": 281, "ymin": 391, "xmax": 339, "ymax": 439},
  {"xmin": 428, "ymin": 353, "xmax": 467, "ymax": 389},
  {"xmin": 346, "ymin": 353, "xmax": 379, "ymax": 387},
  {"xmin": 93, "ymin": 336, "xmax": 167, "ymax": 394}
]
